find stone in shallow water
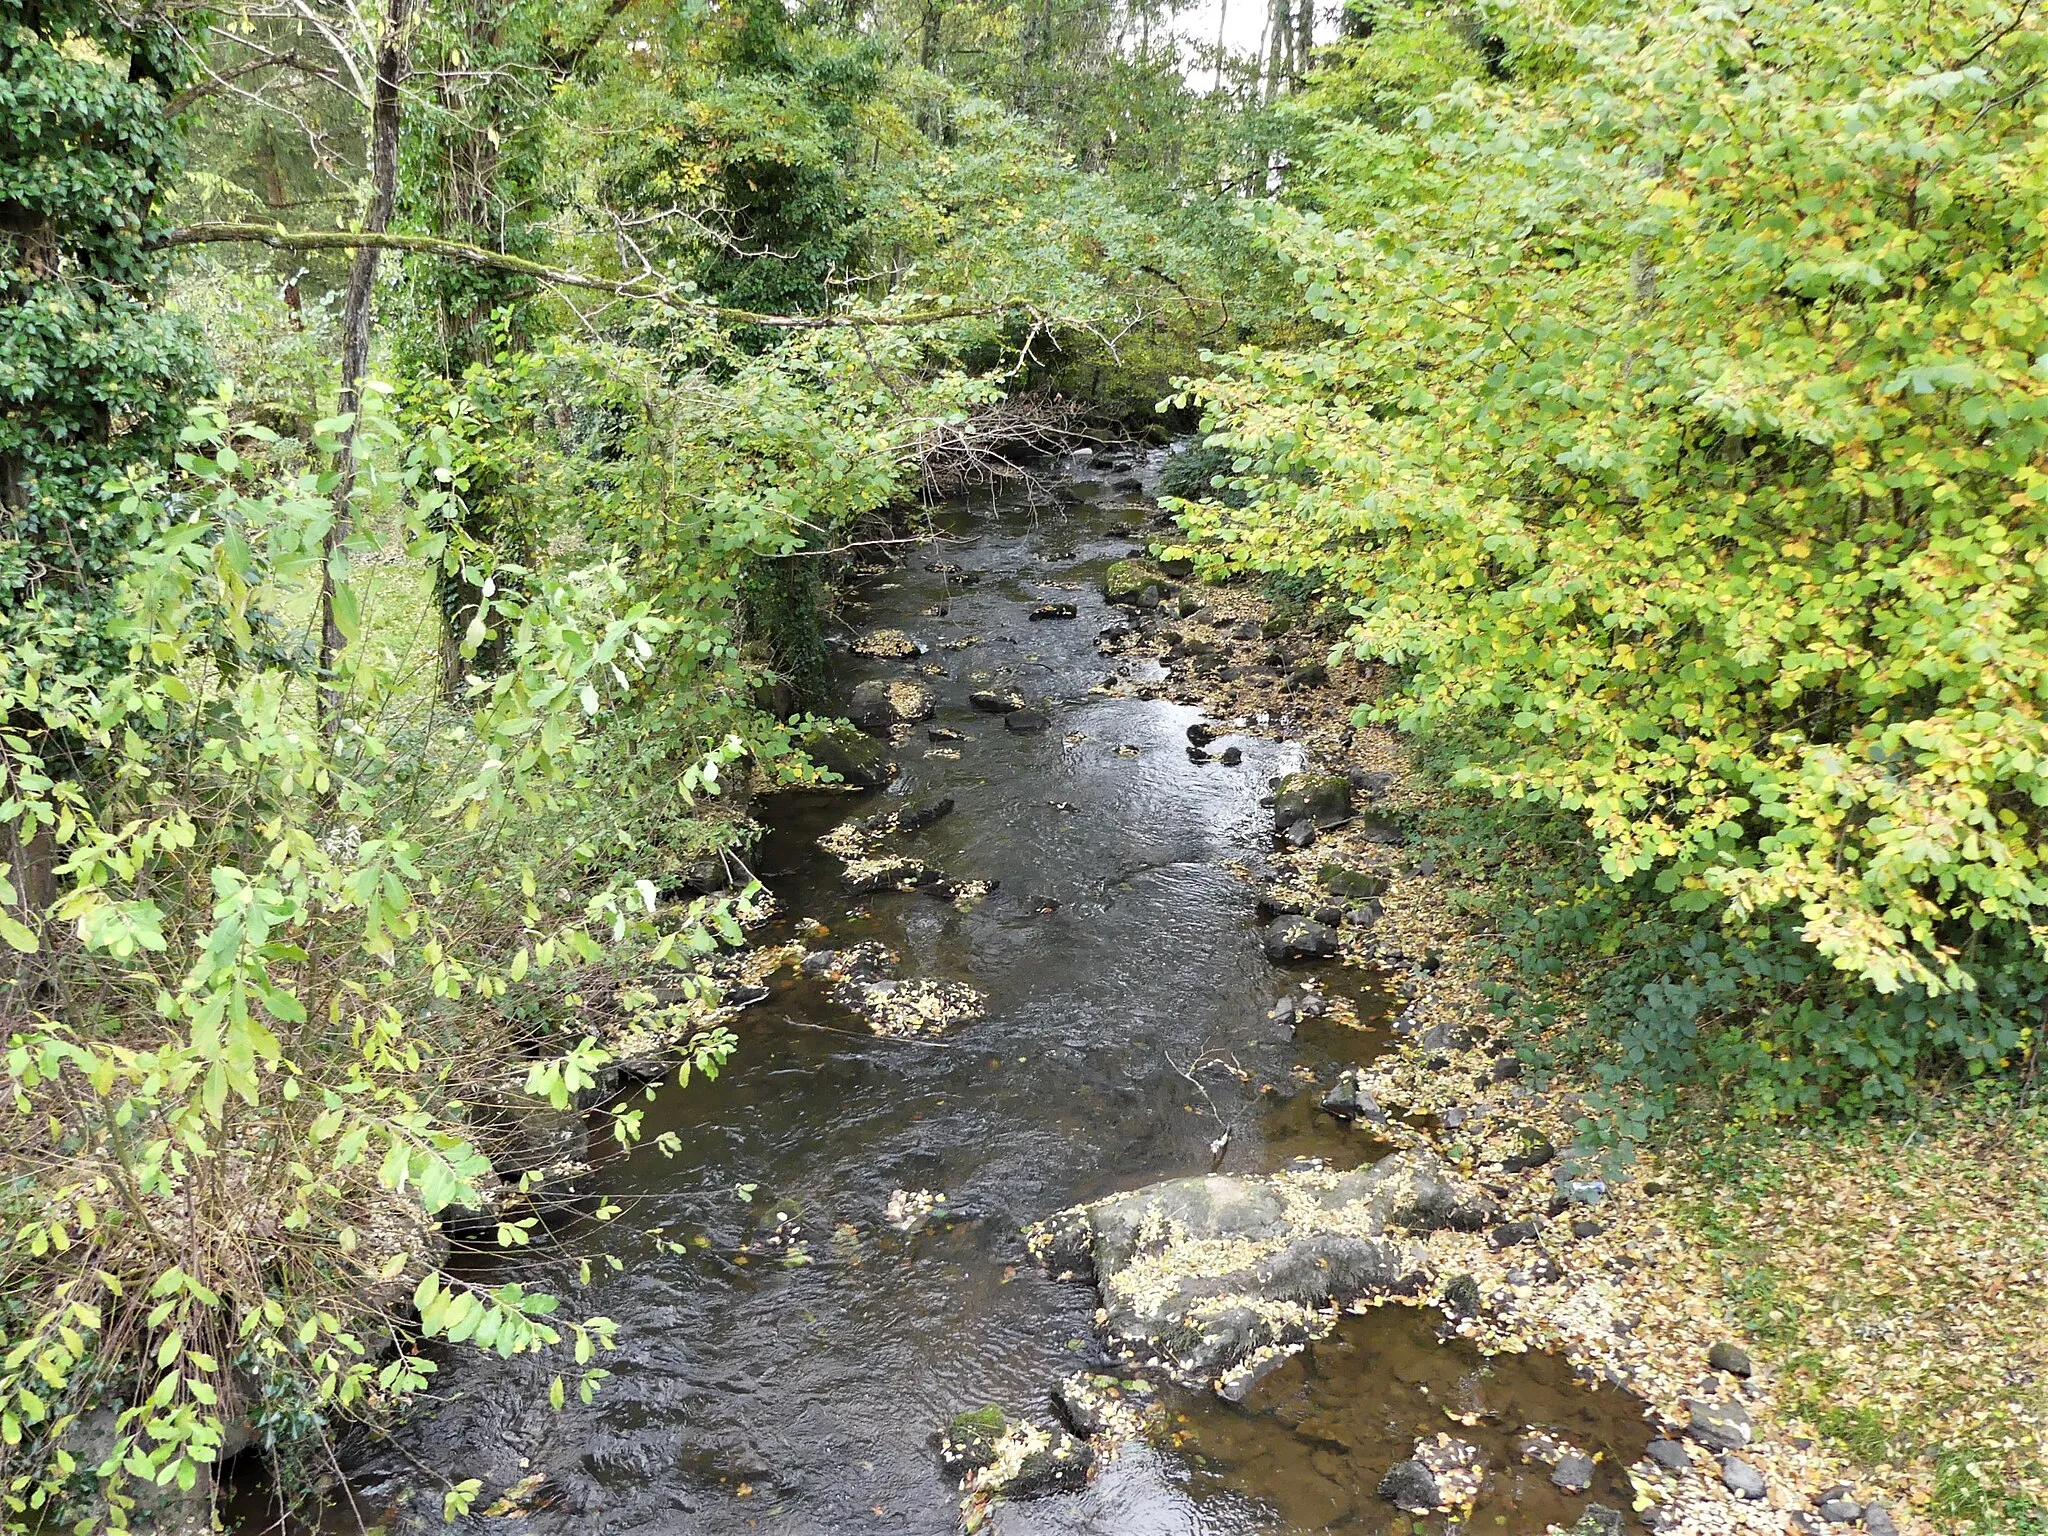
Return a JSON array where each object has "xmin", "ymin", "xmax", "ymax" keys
[
  {"xmin": 1320, "ymin": 1068, "xmax": 1387, "ymax": 1123},
  {"xmin": 1377, "ymin": 1458, "xmax": 1438, "ymax": 1513},
  {"xmin": 850, "ymin": 628, "xmax": 922, "ymax": 658},
  {"xmin": 1643, "ymin": 1437, "xmax": 1691, "ymax": 1472},
  {"xmin": 847, "ymin": 678, "xmax": 935, "ymax": 731},
  {"xmin": 939, "ymin": 1406, "xmax": 1007, "ymax": 1474},
  {"xmin": 804, "ymin": 724, "xmax": 894, "ymax": 787},
  {"xmin": 1026, "ymin": 1150, "xmax": 1499, "ymax": 1388},
  {"xmin": 1264, "ymin": 916, "xmax": 1338, "ymax": 962},
  {"xmin": 940, "ymin": 1409, "xmax": 1093, "ymax": 1501},
  {"xmin": 1552, "ymin": 1449, "xmax": 1596, "ymax": 1492},
  {"xmin": 1004, "ymin": 709, "xmax": 1050, "ymax": 734},
  {"xmin": 1049, "ymin": 1372, "xmax": 1162, "ymax": 1441}
]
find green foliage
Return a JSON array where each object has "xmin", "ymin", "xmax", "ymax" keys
[
  {"xmin": 0, "ymin": 0, "xmax": 1326, "ymax": 1519},
  {"xmin": 0, "ymin": 395, "xmax": 764, "ymax": 1527},
  {"xmin": 0, "ymin": 0, "xmax": 211, "ymax": 677},
  {"xmin": 1175, "ymin": 0, "xmax": 2048, "ymax": 1078}
]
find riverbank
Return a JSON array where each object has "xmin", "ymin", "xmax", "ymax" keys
[{"xmin": 1102, "ymin": 552, "xmax": 2047, "ymax": 1536}]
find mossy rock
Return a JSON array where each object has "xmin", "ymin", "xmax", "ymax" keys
[
  {"xmin": 939, "ymin": 1405, "xmax": 1010, "ymax": 1473},
  {"xmin": 1317, "ymin": 863, "xmax": 1387, "ymax": 901},
  {"xmin": 1103, "ymin": 560, "xmax": 1154, "ymax": 604},
  {"xmin": 803, "ymin": 724, "xmax": 894, "ymax": 789},
  {"xmin": 1273, "ymin": 773, "xmax": 1353, "ymax": 831}
]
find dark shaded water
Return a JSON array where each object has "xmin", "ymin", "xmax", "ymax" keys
[{"xmin": 327, "ymin": 456, "xmax": 1647, "ymax": 1534}]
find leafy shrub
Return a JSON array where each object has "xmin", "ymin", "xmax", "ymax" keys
[
  {"xmin": 1176, "ymin": 0, "xmax": 2048, "ymax": 1050},
  {"xmin": 1158, "ymin": 443, "xmax": 1246, "ymax": 505}
]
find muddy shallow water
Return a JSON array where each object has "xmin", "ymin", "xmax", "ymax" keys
[{"xmin": 324, "ymin": 456, "xmax": 1648, "ymax": 1535}]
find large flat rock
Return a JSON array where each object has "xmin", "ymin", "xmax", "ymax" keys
[{"xmin": 1029, "ymin": 1150, "xmax": 1499, "ymax": 1394}]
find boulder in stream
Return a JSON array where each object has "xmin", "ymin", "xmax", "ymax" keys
[
  {"xmin": 1027, "ymin": 1150, "xmax": 1499, "ymax": 1393},
  {"xmin": 850, "ymin": 628, "xmax": 923, "ymax": 659},
  {"xmin": 847, "ymin": 678, "xmax": 935, "ymax": 732},
  {"xmin": 803, "ymin": 724, "xmax": 894, "ymax": 788},
  {"xmin": 939, "ymin": 1407, "xmax": 1093, "ymax": 1499},
  {"xmin": 1263, "ymin": 916, "xmax": 1339, "ymax": 962}
]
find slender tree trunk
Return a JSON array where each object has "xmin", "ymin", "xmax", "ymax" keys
[
  {"xmin": 1294, "ymin": 0, "xmax": 1313, "ymax": 76},
  {"xmin": 1214, "ymin": 0, "xmax": 1228, "ymax": 94},
  {"xmin": 1, "ymin": 787, "xmax": 55, "ymax": 1008},
  {"xmin": 1263, "ymin": 0, "xmax": 1291, "ymax": 103},
  {"xmin": 320, "ymin": 0, "xmax": 416, "ymax": 739}
]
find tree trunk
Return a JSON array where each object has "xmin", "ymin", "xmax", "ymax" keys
[
  {"xmin": 320, "ymin": 0, "xmax": 417, "ymax": 739},
  {"xmin": 1263, "ymin": 0, "xmax": 1291, "ymax": 103},
  {"xmin": 1, "ymin": 793, "xmax": 55, "ymax": 1009}
]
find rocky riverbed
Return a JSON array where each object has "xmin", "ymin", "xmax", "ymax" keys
[{"xmin": 305, "ymin": 444, "xmax": 1917, "ymax": 1536}]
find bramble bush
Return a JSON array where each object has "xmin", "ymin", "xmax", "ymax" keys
[{"xmin": 1171, "ymin": 0, "xmax": 2048, "ymax": 1102}]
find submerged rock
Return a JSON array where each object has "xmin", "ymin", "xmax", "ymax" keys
[
  {"xmin": 1004, "ymin": 709, "xmax": 1051, "ymax": 734},
  {"xmin": 969, "ymin": 689, "xmax": 1026, "ymax": 713},
  {"xmin": 1027, "ymin": 1150, "xmax": 1499, "ymax": 1391},
  {"xmin": 1029, "ymin": 602, "xmax": 1078, "ymax": 620},
  {"xmin": 897, "ymin": 796, "xmax": 955, "ymax": 833}
]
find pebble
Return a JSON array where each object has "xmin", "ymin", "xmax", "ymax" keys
[
  {"xmin": 1551, "ymin": 1450, "xmax": 1596, "ymax": 1493},
  {"xmin": 1720, "ymin": 1455, "xmax": 1766, "ymax": 1500},
  {"xmin": 1644, "ymin": 1438, "xmax": 1691, "ymax": 1472},
  {"xmin": 1708, "ymin": 1341, "xmax": 1753, "ymax": 1377}
]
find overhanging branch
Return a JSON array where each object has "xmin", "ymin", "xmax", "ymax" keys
[{"xmin": 159, "ymin": 223, "xmax": 1011, "ymax": 331}]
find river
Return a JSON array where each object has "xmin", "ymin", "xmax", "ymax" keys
[{"xmin": 331, "ymin": 448, "xmax": 1646, "ymax": 1535}]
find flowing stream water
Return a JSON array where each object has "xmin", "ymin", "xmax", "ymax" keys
[{"xmin": 331, "ymin": 454, "xmax": 1648, "ymax": 1535}]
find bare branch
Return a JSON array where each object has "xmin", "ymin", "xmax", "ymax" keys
[{"xmin": 159, "ymin": 223, "xmax": 1019, "ymax": 330}]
